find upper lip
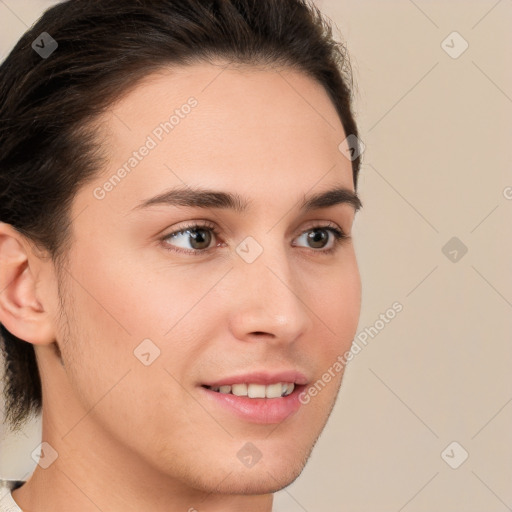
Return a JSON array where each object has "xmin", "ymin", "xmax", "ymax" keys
[{"xmin": 202, "ymin": 370, "xmax": 309, "ymax": 387}]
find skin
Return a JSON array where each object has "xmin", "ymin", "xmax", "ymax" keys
[{"xmin": 0, "ymin": 61, "xmax": 361, "ymax": 512}]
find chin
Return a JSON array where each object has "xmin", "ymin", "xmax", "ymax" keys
[
  {"xmin": 236, "ymin": 444, "xmax": 313, "ymax": 494},
  {"xmin": 210, "ymin": 461, "xmax": 308, "ymax": 495},
  {"xmin": 179, "ymin": 443, "xmax": 312, "ymax": 497}
]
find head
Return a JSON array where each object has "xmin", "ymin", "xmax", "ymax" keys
[{"xmin": 0, "ymin": 0, "xmax": 362, "ymax": 497}]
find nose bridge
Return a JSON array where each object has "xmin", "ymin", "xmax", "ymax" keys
[{"xmin": 227, "ymin": 235, "xmax": 312, "ymax": 341}]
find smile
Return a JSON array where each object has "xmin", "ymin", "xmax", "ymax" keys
[
  {"xmin": 203, "ymin": 382, "xmax": 295, "ymax": 398},
  {"xmin": 200, "ymin": 383, "xmax": 306, "ymax": 424}
]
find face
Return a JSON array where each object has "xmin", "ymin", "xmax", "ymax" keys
[{"xmin": 42, "ymin": 62, "xmax": 361, "ymax": 494}]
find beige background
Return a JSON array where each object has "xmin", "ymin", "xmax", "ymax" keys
[{"xmin": 1, "ymin": 0, "xmax": 511, "ymax": 510}]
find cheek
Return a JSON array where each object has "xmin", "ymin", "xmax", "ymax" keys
[
  {"xmin": 56, "ymin": 249, "xmax": 161, "ymax": 404},
  {"xmin": 307, "ymin": 254, "xmax": 361, "ymax": 355},
  {"xmin": 57, "ymin": 268, "xmax": 194, "ymax": 449},
  {"xmin": 59, "ymin": 246, "xmax": 207, "ymax": 406}
]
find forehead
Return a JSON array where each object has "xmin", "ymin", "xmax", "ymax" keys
[{"xmin": 78, "ymin": 62, "xmax": 354, "ymax": 217}]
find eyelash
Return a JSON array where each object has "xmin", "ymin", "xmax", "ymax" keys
[{"xmin": 160, "ymin": 220, "xmax": 350, "ymax": 257}]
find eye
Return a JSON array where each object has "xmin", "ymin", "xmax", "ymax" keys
[
  {"xmin": 161, "ymin": 221, "xmax": 221, "ymax": 255},
  {"xmin": 292, "ymin": 223, "xmax": 349, "ymax": 254},
  {"xmin": 160, "ymin": 221, "xmax": 349, "ymax": 256}
]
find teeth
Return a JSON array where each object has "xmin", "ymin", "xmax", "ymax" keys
[
  {"xmin": 207, "ymin": 382, "xmax": 295, "ymax": 398},
  {"xmin": 248, "ymin": 384, "xmax": 266, "ymax": 398},
  {"xmin": 231, "ymin": 383, "xmax": 248, "ymax": 396},
  {"xmin": 266, "ymin": 382, "xmax": 283, "ymax": 398}
]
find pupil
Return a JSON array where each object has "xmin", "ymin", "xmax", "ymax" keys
[
  {"xmin": 190, "ymin": 228, "xmax": 211, "ymax": 249},
  {"xmin": 308, "ymin": 229, "xmax": 328, "ymax": 248}
]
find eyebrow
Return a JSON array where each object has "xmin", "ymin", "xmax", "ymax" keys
[{"xmin": 131, "ymin": 185, "xmax": 362, "ymax": 214}]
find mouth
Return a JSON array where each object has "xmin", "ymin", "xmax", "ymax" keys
[
  {"xmin": 199, "ymin": 375, "xmax": 308, "ymax": 425},
  {"xmin": 201, "ymin": 382, "xmax": 296, "ymax": 398}
]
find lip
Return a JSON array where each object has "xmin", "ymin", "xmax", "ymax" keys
[
  {"xmin": 201, "ymin": 370, "xmax": 309, "ymax": 388},
  {"xmin": 199, "ymin": 383, "xmax": 307, "ymax": 424}
]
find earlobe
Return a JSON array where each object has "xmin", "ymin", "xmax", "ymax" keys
[{"xmin": 0, "ymin": 222, "xmax": 56, "ymax": 345}]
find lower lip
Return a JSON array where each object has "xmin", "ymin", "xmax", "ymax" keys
[{"xmin": 199, "ymin": 385, "xmax": 306, "ymax": 424}]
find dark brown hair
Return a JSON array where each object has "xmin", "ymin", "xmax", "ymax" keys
[{"xmin": 0, "ymin": 0, "xmax": 361, "ymax": 432}]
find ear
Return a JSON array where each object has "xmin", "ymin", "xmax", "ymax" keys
[{"xmin": 0, "ymin": 222, "xmax": 56, "ymax": 345}]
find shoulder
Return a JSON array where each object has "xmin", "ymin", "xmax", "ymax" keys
[
  {"xmin": 0, "ymin": 481, "xmax": 25, "ymax": 491},
  {"xmin": 0, "ymin": 480, "xmax": 25, "ymax": 512}
]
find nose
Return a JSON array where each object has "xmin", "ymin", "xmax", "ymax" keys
[{"xmin": 227, "ymin": 240, "xmax": 313, "ymax": 344}]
